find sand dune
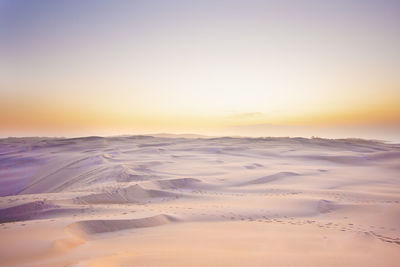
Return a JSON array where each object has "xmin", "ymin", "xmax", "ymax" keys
[
  {"xmin": 75, "ymin": 184, "xmax": 179, "ymax": 204},
  {"xmin": 0, "ymin": 200, "xmax": 87, "ymax": 223},
  {"xmin": 239, "ymin": 171, "xmax": 300, "ymax": 185},
  {"xmin": 155, "ymin": 178, "xmax": 204, "ymax": 189},
  {"xmin": 0, "ymin": 136, "xmax": 399, "ymax": 266},
  {"xmin": 0, "ymin": 200, "xmax": 56, "ymax": 223},
  {"xmin": 67, "ymin": 214, "xmax": 178, "ymax": 237}
]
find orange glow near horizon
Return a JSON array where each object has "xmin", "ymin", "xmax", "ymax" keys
[{"xmin": 1, "ymin": 1, "xmax": 399, "ymax": 140}]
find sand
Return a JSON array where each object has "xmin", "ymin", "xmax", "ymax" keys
[{"xmin": 0, "ymin": 135, "xmax": 399, "ymax": 266}]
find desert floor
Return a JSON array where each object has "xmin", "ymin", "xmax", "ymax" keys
[{"xmin": 0, "ymin": 136, "xmax": 399, "ymax": 266}]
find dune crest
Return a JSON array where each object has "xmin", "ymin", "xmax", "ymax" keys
[
  {"xmin": 239, "ymin": 171, "xmax": 299, "ymax": 185},
  {"xmin": 0, "ymin": 200, "xmax": 56, "ymax": 223},
  {"xmin": 66, "ymin": 214, "xmax": 178, "ymax": 237},
  {"xmin": 75, "ymin": 184, "xmax": 178, "ymax": 204},
  {"xmin": 155, "ymin": 178, "xmax": 204, "ymax": 189}
]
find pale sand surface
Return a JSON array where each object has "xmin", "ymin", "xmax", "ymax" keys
[{"xmin": 0, "ymin": 136, "xmax": 399, "ymax": 266}]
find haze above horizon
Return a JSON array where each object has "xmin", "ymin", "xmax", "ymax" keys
[{"xmin": 1, "ymin": 0, "xmax": 399, "ymax": 141}]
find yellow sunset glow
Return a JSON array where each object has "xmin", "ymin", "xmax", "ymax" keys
[{"xmin": 1, "ymin": 1, "xmax": 399, "ymax": 140}]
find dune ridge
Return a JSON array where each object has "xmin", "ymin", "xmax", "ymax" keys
[
  {"xmin": 155, "ymin": 178, "xmax": 204, "ymax": 189},
  {"xmin": 239, "ymin": 171, "xmax": 300, "ymax": 185},
  {"xmin": 67, "ymin": 214, "xmax": 178, "ymax": 237},
  {"xmin": 0, "ymin": 200, "xmax": 56, "ymax": 223},
  {"xmin": 75, "ymin": 184, "xmax": 179, "ymax": 204}
]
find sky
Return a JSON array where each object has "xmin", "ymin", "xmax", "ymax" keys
[{"xmin": 1, "ymin": 0, "xmax": 399, "ymax": 140}]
